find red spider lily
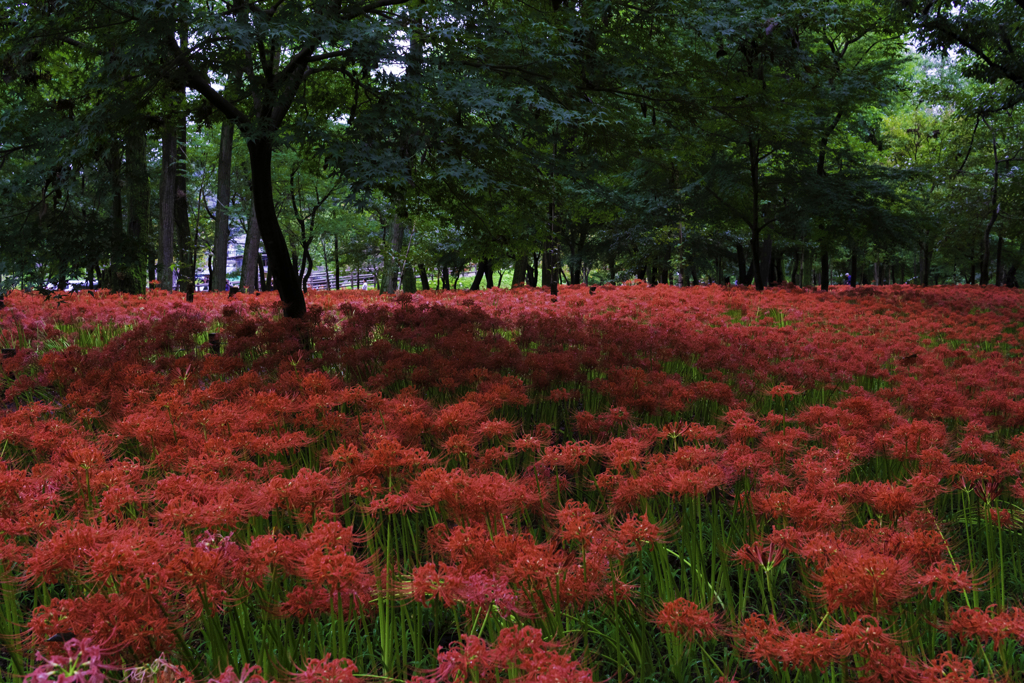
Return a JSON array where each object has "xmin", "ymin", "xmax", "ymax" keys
[
  {"xmin": 28, "ymin": 592, "xmax": 177, "ymax": 661},
  {"xmin": 600, "ymin": 437, "xmax": 647, "ymax": 472},
  {"xmin": 277, "ymin": 585, "xmax": 334, "ymax": 621},
  {"xmin": 913, "ymin": 562, "xmax": 982, "ymax": 600},
  {"xmin": 723, "ymin": 410, "xmax": 764, "ymax": 444},
  {"xmin": 734, "ymin": 613, "xmax": 793, "ymax": 669},
  {"xmin": 831, "ymin": 616, "xmax": 900, "ymax": 658},
  {"xmin": 814, "ymin": 548, "xmax": 915, "ymax": 613},
  {"xmin": 853, "ymin": 650, "xmax": 923, "ymax": 683},
  {"xmin": 400, "ymin": 468, "xmax": 547, "ymax": 523},
  {"xmin": 668, "ymin": 463, "xmax": 730, "ymax": 497},
  {"xmin": 25, "ymin": 636, "xmax": 117, "ymax": 683},
  {"xmin": 539, "ymin": 442, "xmax": 600, "ymax": 473},
  {"xmin": 291, "ymin": 654, "xmax": 359, "ymax": 683},
  {"xmin": 920, "ymin": 652, "xmax": 991, "ymax": 683},
  {"xmin": 326, "ymin": 436, "xmax": 436, "ymax": 483},
  {"xmin": 474, "ymin": 418, "xmax": 519, "ymax": 444},
  {"xmin": 418, "ymin": 625, "xmax": 595, "ymax": 683},
  {"xmin": 296, "ymin": 550, "xmax": 374, "ymax": 603},
  {"xmin": 206, "ymin": 664, "xmax": 266, "ymax": 683},
  {"xmin": 859, "ymin": 474, "xmax": 944, "ymax": 519},
  {"xmin": 771, "ymin": 630, "xmax": 842, "ymax": 673},
  {"xmin": 554, "ymin": 501, "xmax": 603, "ymax": 544},
  {"xmin": 265, "ymin": 468, "xmax": 345, "ymax": 524},
  {"xmin": 659, "ymin": 421, "xmax": 721, "ymax": 445},
  {"xmin": 614, "ymin": 512, "xmax": 666, "ymax": 551},
  {"xmin": 653, "ymin": 598, "xmax": 720, "ymax": 642},
  {"xmin": 986, "ymin": 507, "xmax": 1017, "ymax": 529},
  {"xmin": 766, "ymin": 383, "xmax": 802, "ymax": 399},
  {"xmin": 941, "ymin": 605, "xmax": 1024, "ymax": 650},
  {"xmin": 406, "ymin": 562, "xmax": 522, "ymax": 616},
  {"xmin": 733, "ymin": 541, "xmax": 784, "ymax": 571}
]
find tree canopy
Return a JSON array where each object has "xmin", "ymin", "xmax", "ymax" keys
[{"xmin": 3, "ymin": 0, "xmax": 1024, "ymax": 309}]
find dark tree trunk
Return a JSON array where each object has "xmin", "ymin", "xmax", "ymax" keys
[
  {"xmin": 401, "ymin": 265, "xmax": 416, "ymax": 293},
  {"xmin": 850, "ymin": 248, "xmax": 858, "ymax": 287},
  {"xmin": 105, "ymin": 125, "xmax": 149, "ymax": 295},
  {"xmin": 758, "ymin": 234, "xmax": 772, "ymax": 287},
  {"xmin": 735, "ymin": 243, "xmax": 746, "ymax": 284},
  {"xmin": 110, "ymin": 146, "xmax": 123, "ymax": 245},
  {"xmin": 247, "ymin": 137, "xmax": 304, "ymax": 316},
  {"xmin": 820, "ymin": 243, "xmax": 830, "ymax": 292},
  {"xmin": 441, "ymin": 265, "xmax": 451, "ymax": 290},
  {"xmin": 384, "ymin": 211, "xmax": 405, "ymax": 294},
  {"xmin": 749, "ymin": 137, "xmax": 765, "ymax": 291},
  {"xmin": 547, "ymin": 247, "xmax": 560, "ymax": 296},
  {"xmin": 470, "ymin": 259, "xmax": 489, "ymax": 290},
  {"xmin": 241, "ymin": 206, "xmax": 261, "ymax": 293},
  {"xmin": 607, "ymin": 253, "xmax": 617, "ymax": 284},
  {"xmin": 158, "ymin": 123, "xmax": 176, "ymax": 291},
  {"xmin": 418, "ymin": 264, "xmax": 430, "ymax": 290},
  {"xmin": 512, "ymin": 254, "xmax": 528, "ymax": 286},
  {"xmin": 210, "ymin": 120, "xmax": 233, "ymax": 294},
  {"xmin": 484, "ymin": 262, "xmax": 494, "ymax": 288},
  {"xmin": 174, "ymin": 124, "xmax": 194, "ymax": 300},
  {"xmin": 996, "ymin": 235, "xmax": 1004, "ymax": 285},
  {"xmin": 921, "ymin": 245, "xmax": 931, "ymax": 286}
]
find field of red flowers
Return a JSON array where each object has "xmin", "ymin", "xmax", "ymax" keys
[{"xmin": 1, "ymin": 283, "xmax": 1023, "ymax": 682}]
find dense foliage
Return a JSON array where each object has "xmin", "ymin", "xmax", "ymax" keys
[
  {"xmin": 0, "ymin": 285, "xmax": 1023, "ymax": 681},
  {"xmin": 3, "ymin": 1, "xmax": 1024, "ymax": 313}
]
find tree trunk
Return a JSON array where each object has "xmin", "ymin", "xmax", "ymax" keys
[
  {"xmin": 996, "ymin": 235, "xmax": 1004, "ymax": 285},
  {"xmin": 384, "ymin": 211, "xmax": 405, "ymax": 294},
  {"xmin": 210, "ymin": 120, "xmax": 233, "ymax": 294},
  {"xmin": 470, "ymin": 259, "xmax": 490, "ymax": 290},
  {"xmin": 547, "ymin": 247, "xmax": 560, "ymax": 296},
  {"xmin": 735, "ymin": 243, "xmax": 744, "ymax": 285},
  {"xmin": 241, "ymin": 205, "xmax": 261, "ymax": 293},
  {"xmin": 98, "ymin": 143, "xmax": 125, "ymax": 292},
  {"xmin": 173, "ymin": 124, "xmax": 194, "ymax": 300},
  {"xmin": 758, "ymin": 234, "xmax": 772, "ymax": 288},
  {"xmin": 850, "ymin": 248, "xmax": 858, "ymax": 287},
  {"xmin": 512, "ymin": 254, "xmax": 528, "ymax": 286},
  {"xmin": 124, "ymin": 126, "xmax": 149, "ymax": 291},
  {"xmin": 749, "ymin": 138, "xmax": 764, "ymax": 291},
  {"xmin": 418, "ymin": 264, "xmax": 430, "ymax": 290},
  {"xmin": 401, "ymin": 264, "xmax": 416, "ymax": 293},
  {"xmin": 247, "ymin": 137, "xmax": 304, "ymax": 316},
  {"xmin": 158, "ymin": 123, "xmax": 176, "ymax": 291},
  {"xmin": 441, "ymin": 266, "xmax": 450, "ymax": 290},
  {"xmin": 820, "ymin": 243, "xmax": 830, "ymax": 292},
  {"xmin": 110, "ymin": 146, "xmax": 123, "ymax": 247}
]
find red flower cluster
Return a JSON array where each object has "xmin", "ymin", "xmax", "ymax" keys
[{"xmin": 0, "ymin": 284, "xmax": 1022, "ymax": 682}]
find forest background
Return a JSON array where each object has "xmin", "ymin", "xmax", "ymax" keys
[{"xmin": 4, "ymin": 0, "xmax": 1024, "ymax": 318}]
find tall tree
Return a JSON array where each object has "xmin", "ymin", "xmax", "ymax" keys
[{"xmin": 209, "ymin": 120, "xmax": 234, "ymax": 294}]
